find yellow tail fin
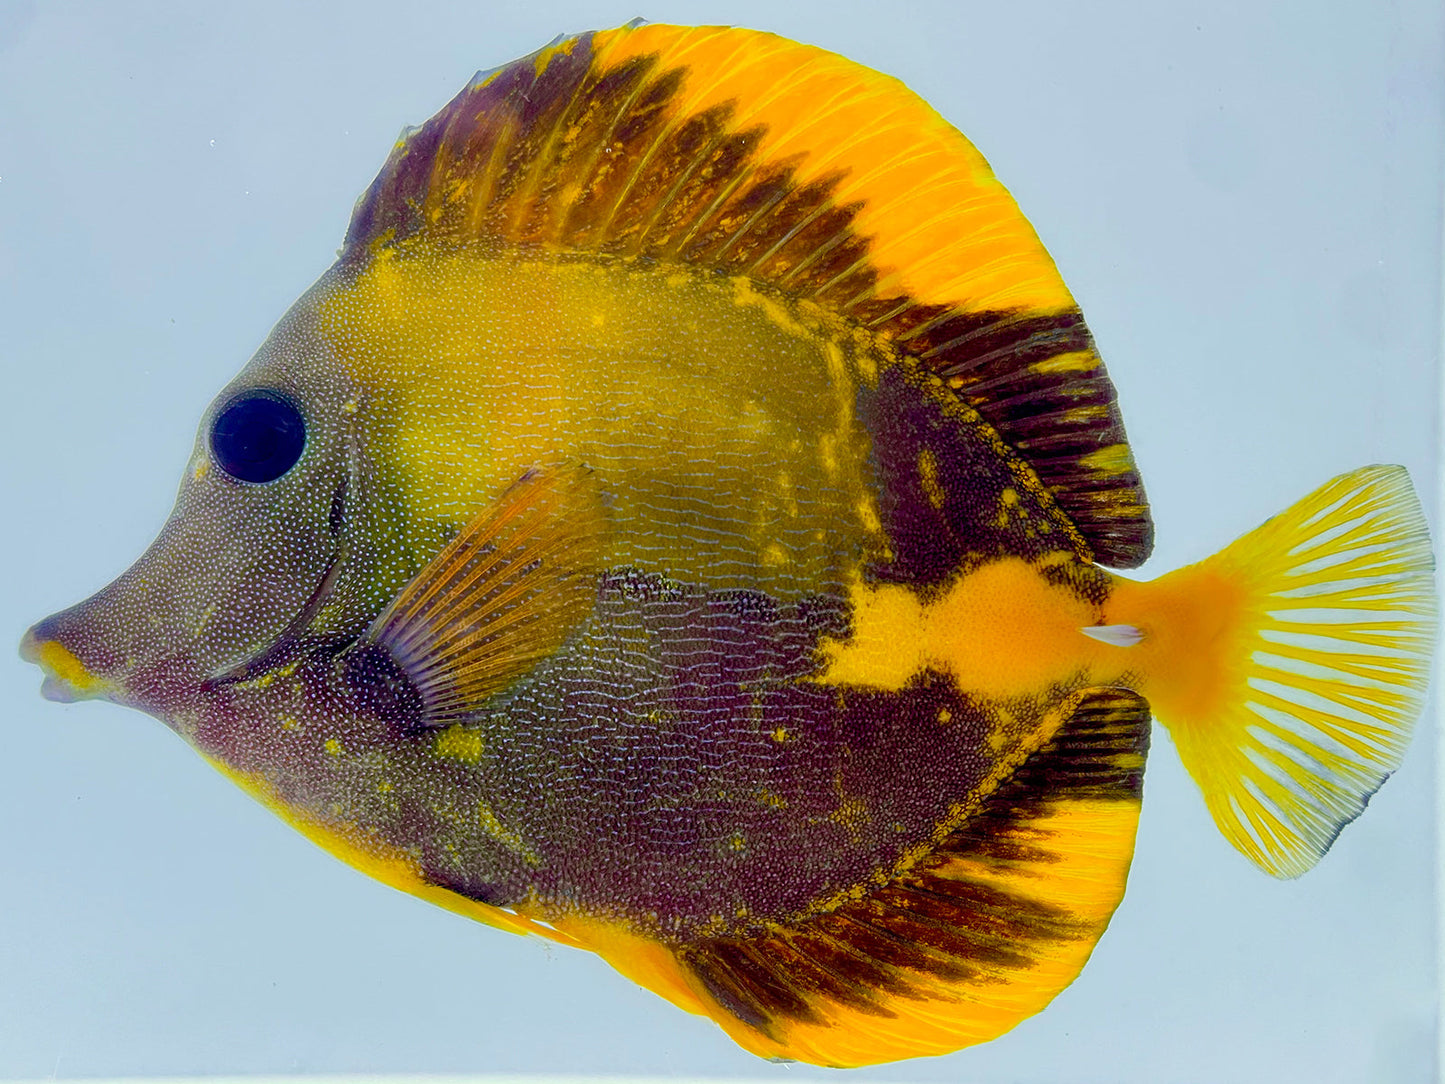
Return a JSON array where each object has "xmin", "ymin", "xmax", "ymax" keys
[{"xmin": 1109, "ymin": 465, "xmax": 1436, "ymax": 878}]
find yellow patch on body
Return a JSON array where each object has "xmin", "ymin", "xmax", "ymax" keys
[
  {"xmin": 434, "ymin": 724, "xmax": 485, "ymax": 764},
  {"xmin": 815, "ymin": 555, "xmax": 1127, "ymax": 702}
]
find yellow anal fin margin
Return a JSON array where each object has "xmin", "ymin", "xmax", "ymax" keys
[{"xmin": 555, "ymin": 687, "xmax": 1149, "ymax": 1067}]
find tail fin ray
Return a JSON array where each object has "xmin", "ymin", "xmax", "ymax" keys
[{"xmin": 1120, "ymin": 465, "xmax": 1435, "ymax": 878}]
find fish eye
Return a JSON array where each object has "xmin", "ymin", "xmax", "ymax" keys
[{"xmin": 209, "ymin": 391, "xmax": 306, "ymax": 483}]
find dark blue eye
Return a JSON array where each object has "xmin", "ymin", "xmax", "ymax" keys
[{"xmin": 210, "ymin": 391, "xmax": 306, "ymax": 483}]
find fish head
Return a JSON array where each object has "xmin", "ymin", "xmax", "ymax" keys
[{"xmin": 19, "ymin": 278, "xmax": 400, "ymax": 732}]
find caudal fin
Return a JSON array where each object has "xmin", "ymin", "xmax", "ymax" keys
[{"xmin": 1112, "ymin": 465, "xmax": 1436, "ymax": 878}]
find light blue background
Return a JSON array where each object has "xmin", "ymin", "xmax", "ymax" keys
[{"xmin": 1, "ymin": 2, "xmax": 1440, "ymax": 1082}]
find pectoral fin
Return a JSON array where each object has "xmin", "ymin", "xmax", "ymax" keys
[{"xmin": 359, "ymin": 464, "xmax": 606, "ymax": 726}]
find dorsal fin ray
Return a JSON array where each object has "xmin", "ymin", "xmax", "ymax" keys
[{"xmin": 343, "ymin": 24, "xmax": 1154, "ymax": 567}]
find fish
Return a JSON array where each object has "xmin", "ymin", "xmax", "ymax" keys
[{"xmin": 18, "ymin": 22, "xmax": 1436, "ymax": 1069}]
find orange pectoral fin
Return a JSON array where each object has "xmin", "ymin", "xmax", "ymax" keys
[{"xmin": 359, "ymin": 463, "xmax": 606, "ymax": 727}]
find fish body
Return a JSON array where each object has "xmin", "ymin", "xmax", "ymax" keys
[
  {"xmin": 20, "ymin": 24, "xmax": 1435, "ymax": 1068},
  {"xmin": 175, "ymin": 247, "xmax": 1132, "ymax": 935}
]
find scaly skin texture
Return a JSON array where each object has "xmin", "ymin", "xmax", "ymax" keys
[{"xmin": 113, "ymin": 244, "xmax": 1134, "ymax": 943}]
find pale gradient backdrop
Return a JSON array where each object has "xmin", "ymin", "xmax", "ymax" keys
[{"xmin": 0, "ymin": 2, "xmax": 1440, "ymax": 1082}]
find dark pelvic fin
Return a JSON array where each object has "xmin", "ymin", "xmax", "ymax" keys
[
  {"xmin": 360, "ymin": 464, "xmax": 605, "ymax": 726},
  {"xmin": 671, "ymin": 686, "xmax": 1151, "ymax": 1066},
  {"xmin": 340, "ymin": 25, "xmax": 1153, "ymax": 567}
]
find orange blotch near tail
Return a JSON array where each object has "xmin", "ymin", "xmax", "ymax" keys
[{"xmin": 816, "ymin": 555, "xmax": 1120, "ymax": 702}]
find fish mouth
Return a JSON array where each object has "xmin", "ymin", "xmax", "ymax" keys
[
  {"xmin": 200, "ymin": 546, "xmax": 350, "ymax": 691},
  {"xmin": 18, "ymin": 627, "xmax": 117, "ymax": 703},
  {"xmin": 21, "ymin": 547, "xmax": 347, "ymax": 710}
]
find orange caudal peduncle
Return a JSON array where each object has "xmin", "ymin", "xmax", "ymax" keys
[{"xmin": 1102, "ymin": 561, "xmax": 1251, "ymax": 729}]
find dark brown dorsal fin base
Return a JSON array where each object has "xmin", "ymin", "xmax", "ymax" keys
[{"xmin": 341, "ymin": 26, "xmax": 1153, "ymax": 566}]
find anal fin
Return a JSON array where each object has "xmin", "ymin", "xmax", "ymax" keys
[{"xmin": 554, "ymin": 687, "xmax": 1151, "ymax": 1067}]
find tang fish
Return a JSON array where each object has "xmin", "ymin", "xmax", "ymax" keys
[{"xmin": 20, "ymin": 23, "xmax": 1436, "ymax": 1068}]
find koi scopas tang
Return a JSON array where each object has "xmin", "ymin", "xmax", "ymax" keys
[{"xmin": 21, "ymin": 23, "xmax": 1436, "ymax": 1067}]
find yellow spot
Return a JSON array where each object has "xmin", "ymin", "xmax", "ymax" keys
[
  {"xmin": 727, "ymin": 830, "xmax": 746, "ymax": 852},
  {"xmin": 1030, "ymin": 350, "xmax": 1100, "ymax": 376},
  {"xmin": 995, "ymin": 486, "xmax": 1026, "ymax": 528},
  {"xmin": 477, "ymin": 798, "xmax": 540, "ymax": 864},
  {"xmin": 192, "ymin": 458, "xmax": 210, "ymax": 482},
  {"xmin": 1079, "ymin": 443, "xmax": 1134, "ymax": 478},
  {"xmin": 937, "ymin": 707, "xmax": 952, "ymax": 724},
  {"xmin": 761, "ymin": 542, "xmax": 790, "ymax": 567},
  {"xmin": 918, "ymin": 448, "xmax": 945, "ymax": 510},
  {"xmin": 279, "ymin": 715, "xmax": 299, "ymax": 731},
  {"xmin": 772, "ymin": 727, "xmax": 789, "ymax": 743},
  {"xmin": 435, "ymin": 724, "xmax": 485, "ymax": 764},
  {"xmin": 341, "ymin": 398, "xmax": 359, "ymax": 414},
  {"xmin": 818, "ymin": 432, "xmax": 840, "ymax": 478},
  {"xmin": 757, "ymin": 789, "xmax": 788, "ymax": 810},
  {"xmin": 324, "ymin": 738, "xmax": 342, "ymax": 757},
  {"xmin": 855, "ymin": 495, "xmax": 882, "ymax": 533},
  {"xmin": 591, "ymin": 312, "xmax": 606, "ymax": 327},
  {"xmin": 226, "ymin": 656, "xmax": 303, "ymax": 693},
  {"xmin": 828, "ymin": 791, "xmax": 868, "ymax": 839},
  {"xmin": 730, "ymin": 275, "xmax": 808, "ymax": 339},
  {"xmin": 852, "ymin": 332, "xmax": 879, "ymax": 385},
  {"xmin": 378, "ymin": 779, "xmax": 394, "ymax": 794}
]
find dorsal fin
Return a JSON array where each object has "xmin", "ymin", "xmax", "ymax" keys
[{"xmin": 343, "ymin": 24, "xmax": 1153, "ymax": 567}]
